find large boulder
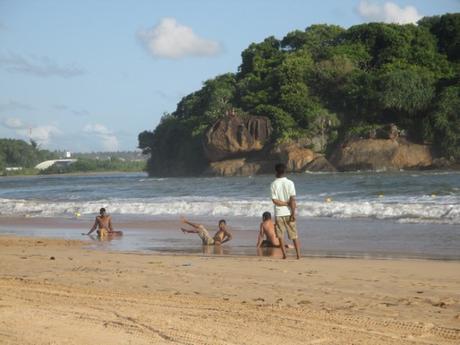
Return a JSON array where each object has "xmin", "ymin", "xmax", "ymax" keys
[
  {"xmin": 205, "ymin": 158, "xmax": 273, "ymax": 176},
  {"xmin": 203, "ymin": 115, "xmax": 272, "ymax": 161},
  {"xmin": 304, "ymin": 156, "xmax": 337, "ymax": 172},
  {"xmin": 277, "ymin": 145, "xmax": 316, "ymax": 172},
  {"xmin": 330, "ymin": 139, "xmax": 433, "ymax": 171},
  {"xmin": 271, "ymin": 140, "xmax": 333, "ymax": 172}
]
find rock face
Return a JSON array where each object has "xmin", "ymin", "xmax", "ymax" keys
[
  {"xmin": 304, "ymin": 156, "xmax": 337, "ymax": 172},
  {"xmin": 146, "ymin": 113, "xmax": 437, "ymax": 176},
  {"xmin": 203, "ymin": 116, "xmax": 272, "ymax": 161},
  {"xmin": 272, "ymin": 144, "xmax": 316, "ymax": 172},
  {"xmin": 204, "ymin": 142, "xmax": 338, "ymax": 176},
  {"xmin": 330, "ymin": 139, "xmax": 433, "ymax": 171},
  {"xmin": 205, "ymin": 159, "xmax": 273, "ymax": 177}
]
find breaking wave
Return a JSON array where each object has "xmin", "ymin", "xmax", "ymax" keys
[{"xmin": 1, "ymin": 197, "xmax": 459, "ymax": 224}]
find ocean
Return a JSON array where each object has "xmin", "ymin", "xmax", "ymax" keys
[{"xmin": 0, "ymin": 171, "xmax": 459, "ymax": 259}]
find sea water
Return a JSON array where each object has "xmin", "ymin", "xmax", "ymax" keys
[{"xmin": 0, "ymin": 171, "xmax": 459, "ymax": 259}]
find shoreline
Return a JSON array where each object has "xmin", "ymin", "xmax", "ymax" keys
[
  {"xmin": 2, "ymin": 231, "xmax": 453, "ymax": 262},
  {"xmin": 1, "ymin": 215, "xmax": 460, "ymax": 261},
  {"xmin": 0, "ymin": 235, "xmax": 459, "ymax": 344}
]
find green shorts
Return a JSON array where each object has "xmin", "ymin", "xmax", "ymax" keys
[{"xmin": 275, "ymin": 216, "xmax": 298, "ymax": 240}]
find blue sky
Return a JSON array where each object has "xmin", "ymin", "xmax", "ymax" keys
[{"xmin": 0, "ymin": 0, "xmax": 459, "ymax": 152}]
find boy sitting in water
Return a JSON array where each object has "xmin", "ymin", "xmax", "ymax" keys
[
  {"xmin": 257, "ymin": 211, "xmax": 292, "ymax": 248},
  {"xmin": 180, "ymin": 217, "xmax": 232, "ymax": 245},
  {"xmin": 83, "ymin": 208, "xmax": 123, "ymax": 238}
]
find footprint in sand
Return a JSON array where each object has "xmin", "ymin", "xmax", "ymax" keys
[
  {"xmin": 298, "ymin": 300, "xmax": 311, "ymax": 305},
  {"xmin": 434, "ymin": 301, "xmax": 447, "ymax": 308},
  {"xmin": 428, "ymin": 298, "xmax": 452, "ymax": 308}
]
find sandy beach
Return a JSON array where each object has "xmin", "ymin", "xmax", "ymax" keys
[{"xmin": 0, "ymin": 235, "xmax": 459, "ymax": 345}]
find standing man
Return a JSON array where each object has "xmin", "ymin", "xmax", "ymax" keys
[{"xmin": 271, "ymin": 163, "xmax": 301, "ymax": 259}]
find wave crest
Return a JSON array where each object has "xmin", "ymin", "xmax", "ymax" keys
[{"xmin": 0, "ymin": 197, "xmax": 458, "ymax": 224}]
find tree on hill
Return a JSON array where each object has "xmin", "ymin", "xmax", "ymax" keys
[{"xmin": 139, "ymin": 14, "xmax": 460, "ymax": 176}]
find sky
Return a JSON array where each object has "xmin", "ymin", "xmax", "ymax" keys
[{"xmin": 0, "ymin": 0, "xmax": 459, "ymax": 152}]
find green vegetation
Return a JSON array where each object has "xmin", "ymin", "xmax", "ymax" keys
[
  {"xmin": 40, "ymin": 158, "xmax": 145, "ymax": 174},
  {"xmin": 0, "ymin": 138, "xmax": 146, "ymax": 176},
  {"xmin": 0, "ymin": 139, "xmax": 57, "ymax": 175},
  {"xmin": 139, "ymin": 14, "xmax": 460, "ymax": 174}
]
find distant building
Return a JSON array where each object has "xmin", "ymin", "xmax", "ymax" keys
[
  {"xmin": 5, "ymin": 167, "xmax": 23, "ymax": 171},
  {"xmin": 35, "ymin": 159, "xmax": 77, "ymax": 170},
  {"xmin": 65, "ymin": 151, "xmax": 72, "ymax": 158}
]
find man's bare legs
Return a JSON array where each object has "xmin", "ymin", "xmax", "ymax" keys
[
  {"xmin": 293, "ymin": 238, "xmax": 301, "ymax": 259},
  {"xmin": 181, "ymin": 217, "xmax": 201, "ymax": 235},
  {"xmin": 278, "ymin": 238, "xmax": 300, "ymax": 259},
  {"xmin": 181, "ymin": 217, "xmax": 201, "ymax": 229},
  {"xmin": 278, "ymin": 236, "xmax": 287, "ymax": 259},
  {"xmin": 181, "ymin": 228, "xmax": 199, "ymax": 234}
]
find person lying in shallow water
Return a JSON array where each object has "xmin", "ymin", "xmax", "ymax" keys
[
  {"xmin": 83, "ymin": 208, "xmax": 123, "ymax": 238},
  {"xmin": 180, "ymin": 217, "xmax": 232, "ymax": 246}
]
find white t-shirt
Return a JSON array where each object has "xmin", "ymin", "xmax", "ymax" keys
[{"xmin": 270, "ymin": 177, "xmax": 296, "ymax": 217}]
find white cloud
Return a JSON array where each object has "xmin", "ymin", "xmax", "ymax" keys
[
  {"xmin": 138, "ymin": 17, "xmax": 221, "ymax": 59},
  {"xmin": 0, "ymin": 53, "xmax": 85, "ymax": 78},
  {"xmin": 1, "ymin": 116, "xmax": 60, "ymax": 145},
  {"xmin": 84, "ymin": 123, "xmax": 111, "ymax": 135},
  {"xmin": 2, "ymin": 117, "xmax": 24, "ymax": 129},
  {"xmin": 20, "ymin": 125, "xmax": 61, "ymax": 144},
  {"xmin": 84, "ymin": 123, "xmax": 119, "ymax": 151},
  {"xmin": 356, "ymin": 1, "xmax": 422, "ymax": 24}
]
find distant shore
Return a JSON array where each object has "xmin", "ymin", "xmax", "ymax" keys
[{"xmin": 1, "ymin": 169, "xmax": 146, "ymax": 177}]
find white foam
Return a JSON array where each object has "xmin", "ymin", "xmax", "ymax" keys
[{"xmin": 0, "ymin": 197, "xmax": 459, "ymax": 224}]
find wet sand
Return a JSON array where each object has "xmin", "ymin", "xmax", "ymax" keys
[
  {"xmin": 0, "ymin": 235, "xmax": 459, "ymax": 345},
  {"xmin": 1, "ymin": 215, "xmax": 459, "ymax": 259}
]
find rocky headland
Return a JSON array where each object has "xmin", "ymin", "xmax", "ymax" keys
[{"xmin": 143, "ymin": 114, "xmax": 447, "ymax": 177}]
